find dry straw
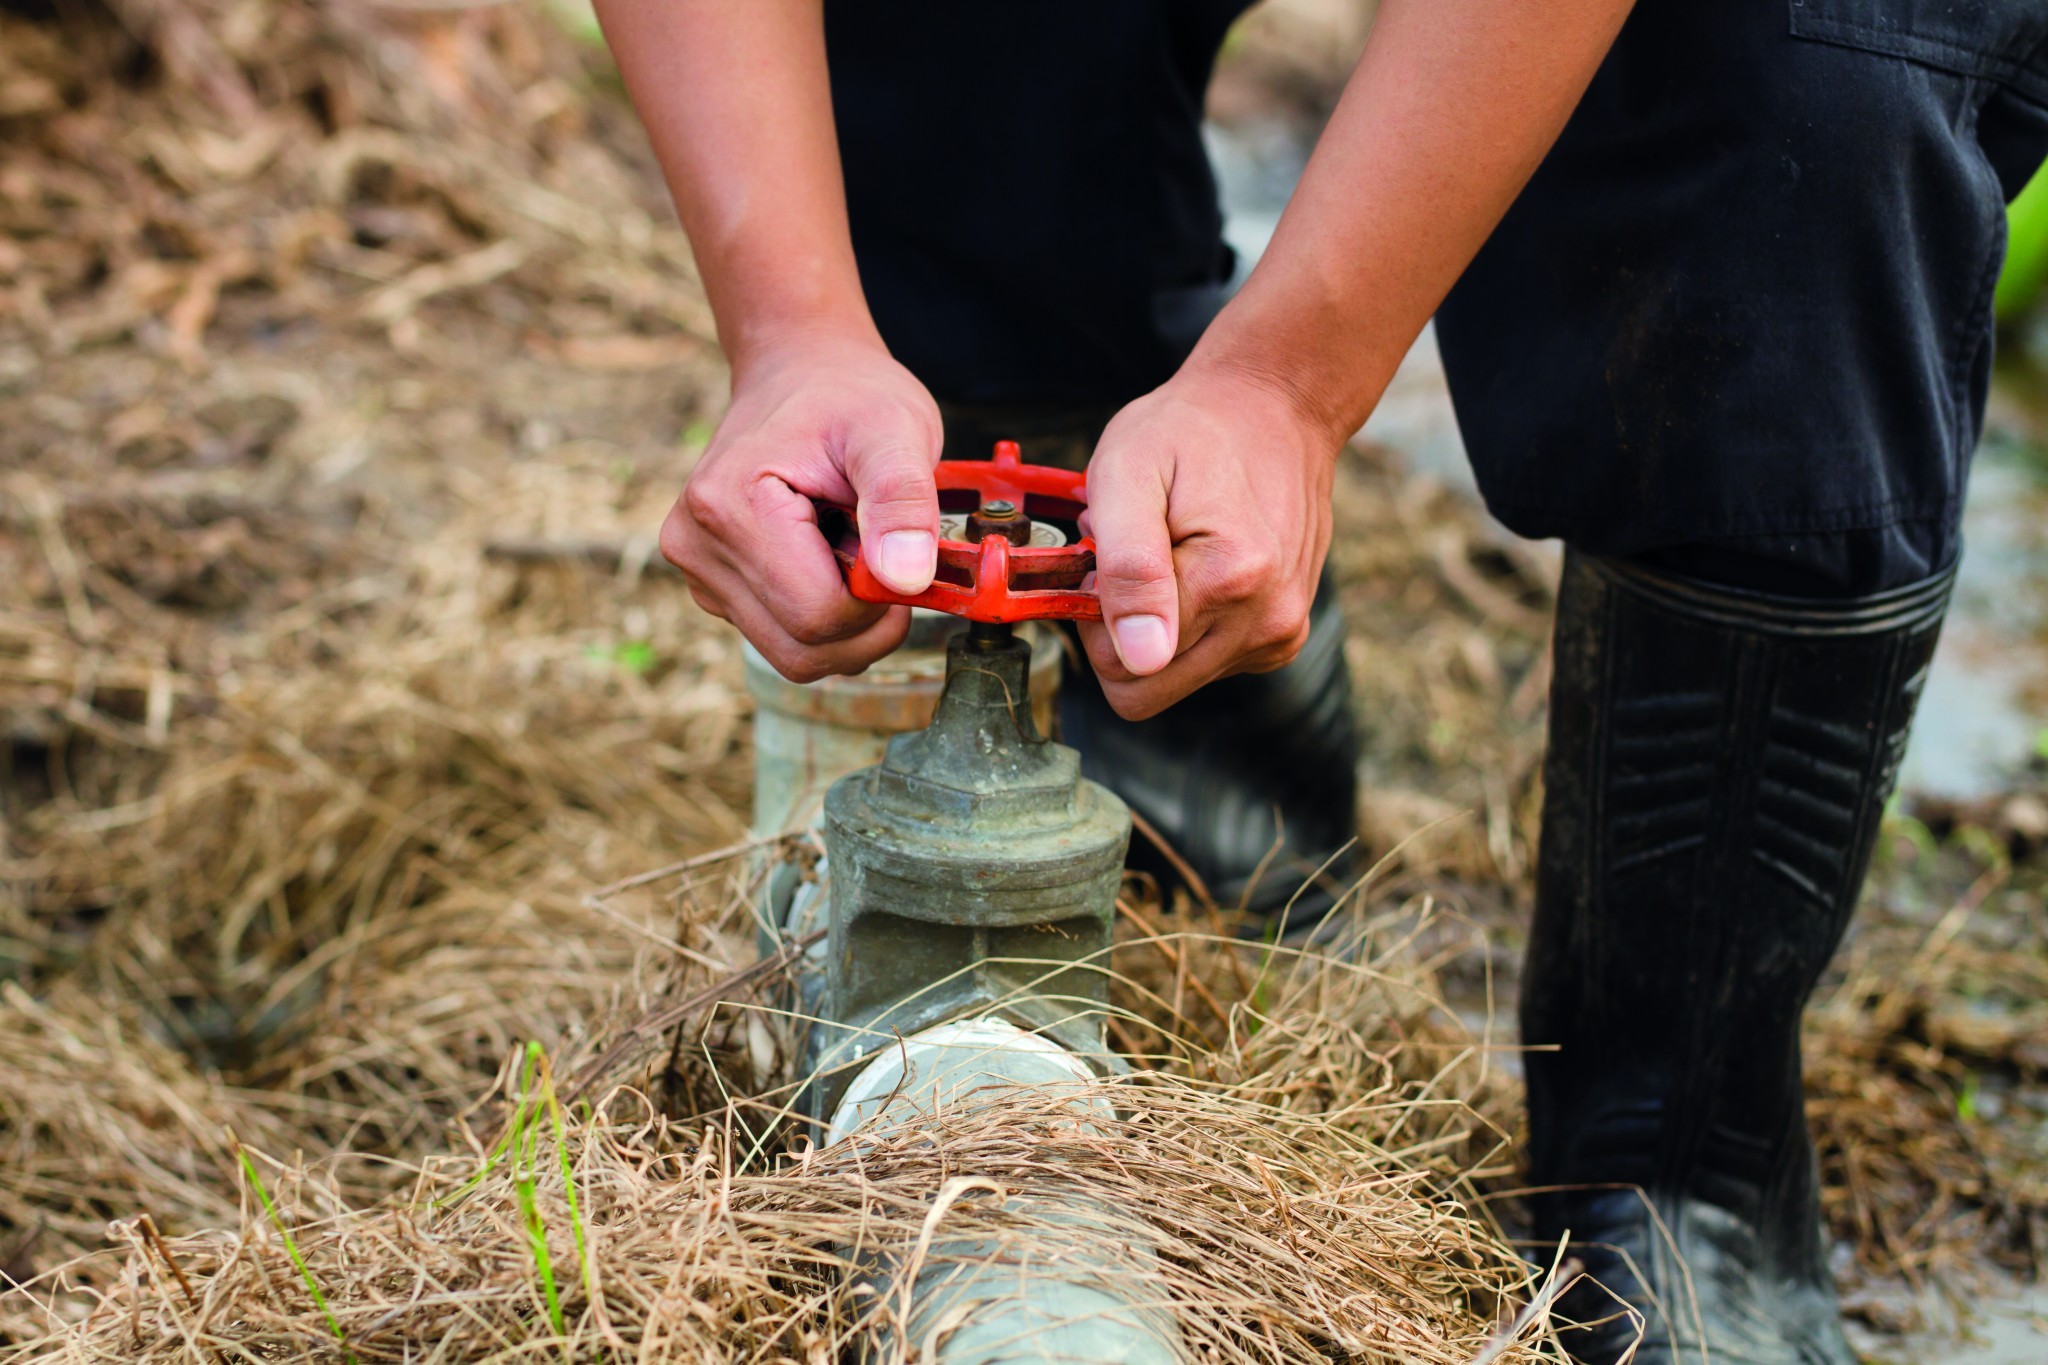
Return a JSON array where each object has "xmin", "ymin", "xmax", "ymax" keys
[
  {"xmin": 1, "ymin": 11, "xmax": 1555, "ymax": 1357},
  {"xmin": 2, "ymin": 882, "xmax": 1563, "ymax": 1363}
]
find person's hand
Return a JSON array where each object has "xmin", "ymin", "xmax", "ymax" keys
[
  {"xmin": 659, "ymin": 334, "xmax": 943, "ymax": 682},
  {"xmin": 1079, "ymin": 364, "xmax": 1343, "ymax": 719}
]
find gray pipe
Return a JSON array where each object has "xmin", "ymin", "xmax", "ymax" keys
[{"xmin": 828, "ymin": 1018, "xmax": 1186, "ymax": 1365}]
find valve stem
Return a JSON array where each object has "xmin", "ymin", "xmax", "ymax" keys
[
  {"xmin": 964, "ymin": 498, "xmax": 1026, "ymax": 650},
  {"xmin": 965, "ymin": 497, "xmax": 1030, "ymax": 547},
  {"xmin": 966, "ymin": 619, "xmax": 1013, "ymax": 650}
]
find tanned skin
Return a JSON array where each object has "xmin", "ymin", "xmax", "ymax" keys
[{"xmin": 593, "ymin": 0, "xmax": 1637, "ymax": 719}]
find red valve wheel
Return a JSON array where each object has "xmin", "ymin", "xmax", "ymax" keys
[{"xmin": 819, "ymin": 440, "xmax": 1101, "ymax": 623}]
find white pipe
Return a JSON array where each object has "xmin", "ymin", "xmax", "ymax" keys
[{"xmin": 828, "ymin": 1018, "xmax": 1186, "ymax": 1365}]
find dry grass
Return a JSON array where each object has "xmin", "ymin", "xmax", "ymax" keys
[
  {"xmin": 0, "ymin": 896, "xmax": 1566, "ymax": 1363},
  {"xmin": 0, "ymin": 4, "xmax": 1559, "ymax": 1359},
  {"xmin": 1809, "ymin": 857, "xmax": 2048, "ymax": 1290},
  {"xmin": 0, "ymin": 1, "xmax": 2042, "ymax": 1360}
]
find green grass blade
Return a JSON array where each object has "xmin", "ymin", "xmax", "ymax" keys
[
  {"xmin": 517, "ymin": 1174, "xmax": 566, "ymax": 1338},
  {"xmin": 429, "ymin": 1043, "xmax": 544, "ymax": 1212},
  {"xmin": 540, "ymin": 1054, "xmax": 597, "ymax": 1306},
  {"xmin": 511, "ymin": 1042, "xmax": 568, "ymax": 1344},
  {"xmin": 236, "ymin": 1145, "xmax": 358, "ymax": 1364}
]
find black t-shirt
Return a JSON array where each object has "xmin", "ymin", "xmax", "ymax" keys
[{"xmin": 826, "ymin": 1, "xmax": 1252, "ymax": 406}]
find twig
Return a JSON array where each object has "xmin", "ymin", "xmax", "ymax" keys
[
  {"xmin": 1464, "ymin": 1255, "xmax": 1581, "ymax": 1365},
  {"xmin": 581, "ymin": 832, "xmax": 790, "ymax": 908},
  {"xmin": 136, "ymin": 1216, "xmax": 199, "ymax": 1313},
  {"xmin": 102, "ymin": 0, "xmax": 260, "ymax": 121},
  {"xmin": 18, "ymin": 480, "xmax": 100, "ymax": 644},
  {"xmin": 1128, "ymin": 808, "xmax": 1215, "ymax": 911},
  {"xmin": 1434, "ymin": 528, "xmax": 1549, "ymax": 637},
  {"xmin": 482, "ymin": 537, "xmax": 661, "ymax": 575},
  {"xmin": 548, "ymin": 929, "xmax": 825, "ymax": 1119},
  {"xmin": 360, "ymin": 239, "xmax": 528, "ymax": 325}
]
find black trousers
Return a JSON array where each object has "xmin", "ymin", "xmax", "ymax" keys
[{"xmin": 827, "ymin": 0, "xmax": 2048, "ymax": 598}]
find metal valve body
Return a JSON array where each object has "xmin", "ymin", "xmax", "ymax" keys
[
  {"xmin": 787, "ymin": 450, "xmax": 1184, "ymax": 1365},
  {"xmin": 810, "ymin": 621, "xmax": 1130, "ymax": 1111}
]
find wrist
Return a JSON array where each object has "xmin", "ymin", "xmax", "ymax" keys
[
  {"xmin": 1172, "ymin": 339, "xmax": 1358, "ymax": 463},
  {"xmin": 699, "ymin": 233, "xmax": 884, "ymax": 382},
  {"xmin": 724, "ymin": 309, "xmax": 888, "ymax": 387},
  {"xmin": 1183, "ymin": 262, "xmax": 1415, "ymax": 453}
]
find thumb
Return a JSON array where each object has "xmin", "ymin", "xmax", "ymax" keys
[
  {"xmin": 843, "ymin": 430, "xmax": 941, "ymax": 595},
  {"xmin": 1086, "ymin": 452, "xmax": 1179, "ymax": 676}
]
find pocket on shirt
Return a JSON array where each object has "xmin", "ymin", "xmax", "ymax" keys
[{"xmin": 1790, "ymin": 0, "xmax": 2048, "ymax": 104}]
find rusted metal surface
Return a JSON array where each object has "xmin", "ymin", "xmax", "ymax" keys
[
  {"xmin": 965, "ymin": 497, "xmax": 1030, "ymax": 547},
  {"xmin": 809, "ymin": 625, "xmax": 1129, "ymax": 1114},
  {"xmin": 744, "ymin": 616, "xmax": 1061, "ymax": 835}
]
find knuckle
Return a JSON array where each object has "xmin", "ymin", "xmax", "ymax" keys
[
  {"xmin": 1215, "ymin": 548, "xmax": 1279, "ymax": 603},
  {"xmin": 786, "ymin": 611, "xmax": 850, "ymax": 649},
  {"xmin": 857, "ymin": 471, "xmax": 936, "ymax": 521},
  {"xmin": 848, "ymin": 430, "xmax": 932, "ymax": 475},
  {"xmin": 658, "ymin": 512, "xmax": 692, "ymax": 571},
  {"xmin": 1096, "ymin": 545, "xmax": 1175, "ymax": 593},
  {"xmin": 1257, "ymin": 592, "xmax": 1310, "ymax": 649},
  {"xmin": 765, "ymin": 646, "xmax": 831, "ymax": 685},
  {"xmin": 1107, "ymin": 687, "xmax": 1165, "ymax": 722},
  {"xmin": 684, "ymin": 582, "xmax": 729, "ymax": 621},
  {"xmin": 660, "ymin": 494, "xmax": 724, "ymax": 574},
  {"xmin": 1262, "ymin": 628, "xmax": 1309, "ymax": 668},
  {"xmin": 1075, "ymin": 627, "xmax": 1126, "ymax": 682},
  {"xmin": 680, "ymin": 476, "xmax": 731, "ymax": 535}
]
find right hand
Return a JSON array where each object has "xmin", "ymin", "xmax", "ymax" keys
[{"xmin": 660, "ymin": 334, "xmax": 943, "ymax": 682}]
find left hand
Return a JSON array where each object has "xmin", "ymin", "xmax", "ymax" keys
[{"xmin": 1079, "ymin": 364, "xmax": 1343, "ymax": 719}]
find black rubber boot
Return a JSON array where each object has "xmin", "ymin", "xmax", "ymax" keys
[
  {"xmin": 940, "ymin": 402, "xmax": 1364, "ymax": 930},
  {"xmin": 1528, "ymin": 550, "xmax": 1953, "ymax": 1365}
]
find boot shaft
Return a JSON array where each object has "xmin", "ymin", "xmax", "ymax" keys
[{"xmin": 1526, "ymin": 551, "xmax": 1951, "ymax": 1237}]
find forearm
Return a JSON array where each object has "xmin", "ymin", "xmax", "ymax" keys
[
  {"xmin": 1193, "ymin": 0, "xmax": 1636, "ymax": 443},
  {"xmin": 591, "ymin": 0, "xmax": 877, "ymax": 371}
]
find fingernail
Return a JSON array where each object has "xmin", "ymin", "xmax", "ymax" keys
[
  {"xmin": 1111, "ymin": 614, "xmax": 1172, "ymax": 675},
  {"xmin": 874, "ymin": 530, "xmax": 936, "ymax": 594}
]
